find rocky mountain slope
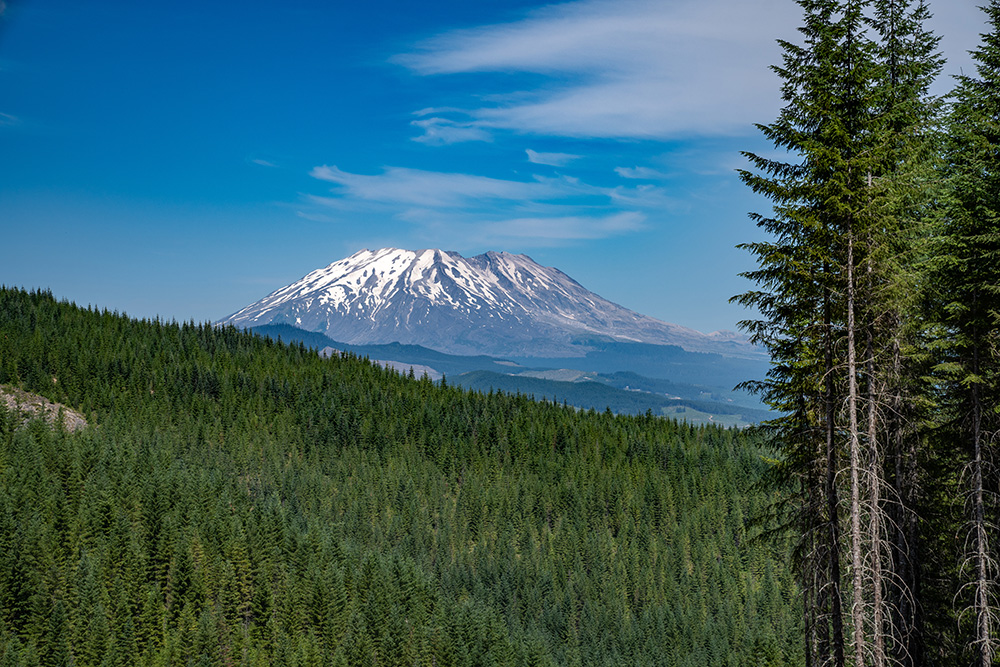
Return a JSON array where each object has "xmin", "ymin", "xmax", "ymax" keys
[
  {"xmin": 220, "ymin": 248, "xmax": 759, "ymax": 359},
  {"xmin": 0, "ymin": 384, "xmax": 88, "ymax": 432}
]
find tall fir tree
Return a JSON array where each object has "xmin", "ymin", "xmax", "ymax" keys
[
  {"xmin": 863, "ymin": 2, "xmax": 942, "ymax": 664},
  {"xmin": 735, "ymin": 1, "xmax": 873, "ymax": 663},
  {"xmin": 737, "ymin": 0, "xmax": 941, "ymax": 664},
  {"xmin": 935, "ymin": 3, "xmax": 1000, "ymax": 664}
]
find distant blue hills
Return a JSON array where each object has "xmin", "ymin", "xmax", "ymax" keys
[{"xmin": 247, "ymin": 323, "xmax": 770, "ymax": 426}]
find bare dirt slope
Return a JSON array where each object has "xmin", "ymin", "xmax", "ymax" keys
[{"xmin": 0, "ymin": 384, "xmax": 88, "ymax": 432}]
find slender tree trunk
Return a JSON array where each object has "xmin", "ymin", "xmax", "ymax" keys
[
  {"xmin": 843, "ymin": 10, "xmax": 868, "ymax": 659},
  {"xmin": 825, "ymin": 285, "xmax": 847, "ymax": 667},
  {"xmin": 847, "ymin": 226, "xmax": 866, "ymax": 667},
  {"xmin": 971, "ymin": 390, "xmax": 992, "ymax": 667},
  {"xmin": 867, "ymin": 328, "xmax": 885, "ymax": 667},
  {"xmin": 971, "ymin": 328, "xmax": 994, "ymax": 667},
  {"xmin": 889, "ymin": 335, "xmax": 921, "ymax": 667},
  {"xmin": 865, "ymin": 245, "xmax": 885, "ymax": 667},
  {"xmin": 806, "ymin": 517, "xmax": 816, "ymax": 667}
]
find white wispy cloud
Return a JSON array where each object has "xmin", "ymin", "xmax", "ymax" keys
[
  {"xmin": 0, "ymin": 111, "xmax": 20, "ymax": 127},
  {"xmin": 395, "ymin": 0, "xmax": 796, "ymax": 141},
  {"xmin": 309, "ymin": 165, "xmax": 613, "ymax": 208},
  {"xmin": 526, "ymin": 149, "xmax": 581, "ymax": 166},
  {"xmin": 396, "ymin": 208, "xmax": 646, "ymax": 246},
  {"xmin": 410, "ymin": 116, "xmax": 493, "ymax": 145},
  {"xmin": 608, "ymin": 183, "xmax": 679, "ymax": 210},
  {"xmin": 488, "ymin": 212, "xmax": 645, "ymax": 240},
  {"xmin": 615, "ymin": 166, "xmax": 669, "ymax": 180},
  {"xmin": 306, "ymin": 164, "xmax": 667, "ymax": 244},
  {"xmin": 296, "ymin": 210, "xmax": 341, "ymax": 223}
]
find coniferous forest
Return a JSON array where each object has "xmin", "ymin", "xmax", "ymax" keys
[
  {"xmin": 0, "ymin": 287, "xmax": 801, "ymax": 665},
  {"xmin": 734, "ymin": 0, "xmax": 1000, "ymax": 665},
  {"xmin": 4, "ymin": 1, "xmax": 1000, "ymax": 666}
]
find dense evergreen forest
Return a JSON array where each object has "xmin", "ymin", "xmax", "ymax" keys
[
  {"xmin": 735, "ymin": 0, "xmax": 1000, "ymax": 665},
  {"xmin": 8, "ymin": 0, "xmax": 1000, "ymax": 663},
  {"xmin": 0, "ymin": 287, "xmax": 801, "ymax": 665}
]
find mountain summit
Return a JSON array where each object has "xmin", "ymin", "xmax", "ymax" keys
[{"xmin": 219, "ymin": 248, "xmax": 756, "ymax": 358}]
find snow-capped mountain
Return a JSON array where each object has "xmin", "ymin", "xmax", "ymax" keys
[{"xmin": 219, "ymin": 248, "xmax": 758, "ymax": 358}]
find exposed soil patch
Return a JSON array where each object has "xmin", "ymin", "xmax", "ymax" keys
[{"xmin": 0, "ymin": 385, "xmax": 89, "ymax": 432}]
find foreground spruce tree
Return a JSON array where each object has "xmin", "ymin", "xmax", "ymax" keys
[
  {"xmin": 865, "ymin": 2, "xmax": 942, "ymax": 664},
  {"xmin": 935, "ymin": 3, "xmax": 1000, "ymax": 663},
  {"xmin": 735, "ymin": 1, "xmax": 873, "ymax": 663},
  {"xmin": 736, "ymin": 0, "xmax": 941, "ymax": 664}
]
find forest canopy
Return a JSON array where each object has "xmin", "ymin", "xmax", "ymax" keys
[{"xmin": 0, "ymin": 286, "xmax": 800, "ymax": 666}]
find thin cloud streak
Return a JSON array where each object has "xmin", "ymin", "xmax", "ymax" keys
[
  {"xmin": 616, "ymin": 166, "xmax": 669, "ymax": 180},
  {"xmin": 410, "ymin": 117, "xmax": 493, "ymax": 145},
  {"xmin": 398, "ymin": 208, "xmax": 647, "ymax": 246},
  {"xmin": 396, "ymin": 0, "xmax": 796, "ymax": 140},
  {"xmin": 310, "ymin": 164, "xmax": 674, "ymax": 210},
  {"xmin": 311, "ymin": 165, "xmax": 586, "ymax": 208},
  {"xmin": 296, "ymin": 210, "xmax": 341, "ymax": 223},
  {"xmin": 310, "ymin": 165, "xmax": 599, "ymax": 208},
  {"xmin": 306, "ymin": 164, "xmax": 665, "ymax": 245},
  {"xmin": 526, "ymin": 149, "xmax": 581, "ymax": 166}
]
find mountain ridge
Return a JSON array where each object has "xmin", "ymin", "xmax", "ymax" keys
[{"xmin": 219, "ymin": 248, "xmax": 760, "ymax": 359}]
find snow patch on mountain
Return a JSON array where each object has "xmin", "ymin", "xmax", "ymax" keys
[{"xmin": 219, "ymin": 248, "xmax": 760, "ymax": 359}]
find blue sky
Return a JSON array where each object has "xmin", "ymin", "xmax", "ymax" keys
[{"xmin": 0, "ymin": 0, "xmax": 983, "ymax": 334}]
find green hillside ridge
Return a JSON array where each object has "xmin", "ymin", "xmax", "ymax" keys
[{"xmin": 0, "ymin": 287, "xmax": 800, "ymax": 665}]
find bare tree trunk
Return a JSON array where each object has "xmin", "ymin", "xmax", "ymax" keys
[
  {"xmin": 806, "ymin": 510, "xmax": 816, "ymax": 667},
  {"xmin": 847, "ymin": 227, "xmax": 866, "ymax": 667},
  {"xmin": 865, "ymin": 245, "xmax": 885, "ymax": 667},
  {"xmin": 826, "ymin": 286, "xmax": 847, "ymax": 667},
  {"xmin": 889, "ymin": 335, "xmax": 921, "ymax": 667},
  {"xmin": 970, "ymin": 335, "xmax": 994, "ymax": 667},
  {"xmin": 867, "ymin": 325, "xmax": 885, "ymax": 667}
]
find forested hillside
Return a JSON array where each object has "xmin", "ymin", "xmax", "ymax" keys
[{"xmin": 0, "ymin": 287, "xmax": 799, "ymax": 666}]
